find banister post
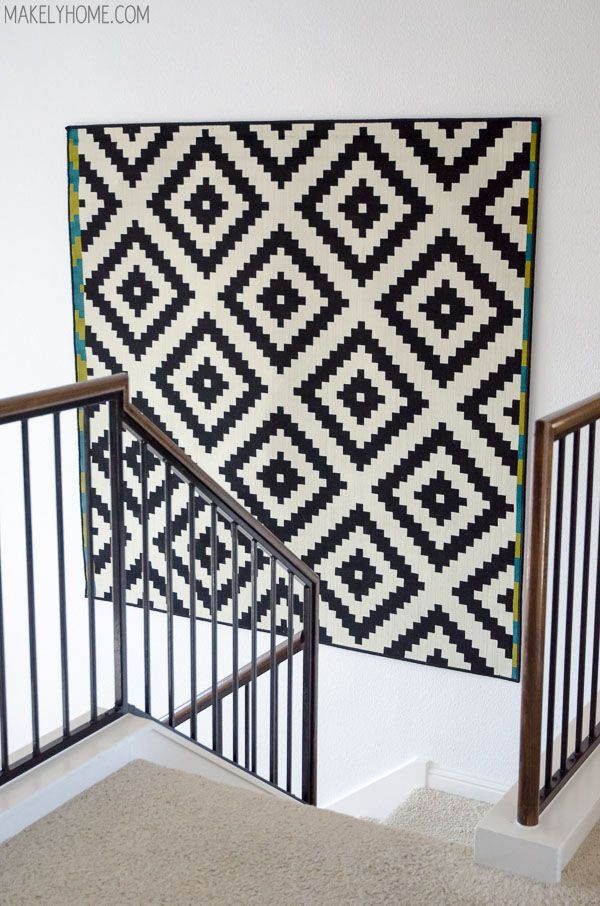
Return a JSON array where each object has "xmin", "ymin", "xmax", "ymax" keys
[
  {"xmin": 301, "ymin": 579, "xmax": 319, "ymax": 805},
  {"xmin": 518, "ymin": 419, "xmax": 555, "ymax": 826}
]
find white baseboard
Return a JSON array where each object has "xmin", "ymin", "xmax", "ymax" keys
[
  {"xmin": 427, "ymin": 764, "xmax": 510, "ymax": 804},
  {"xmin": 0, "ymin": 714, "xmax": 281, "ymax": 845},
  {"xmin": 324, "ymin": 757, "xmax": 427, "ymax": 820},
  {"xmin": 324, "ymin": 758, "xmax": 510, "ymax": 820}
]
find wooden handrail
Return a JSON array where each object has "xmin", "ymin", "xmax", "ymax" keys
[
  {"xmin": 0, "ymin": 374, "xmax": 129, "ymax": 423},
  {"xmin": 168, "ymin": 630, "xmax": 305, "ymax": 728},
  {"xmin": 537, "ymin": 391, "xmax": 600, "ymax": 440}
]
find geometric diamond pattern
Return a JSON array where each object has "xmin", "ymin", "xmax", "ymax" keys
[
  {"xmin": 85, "ymin": 221, "xmax": 193, "ymax": 361},
  {"xmin": 375, "ymin": 424, "xmax": 511, "ymax": 572},
  {"xmin": 296, "ymin": 126, "xmax": 433, "ymax": 286},
  {"xmin": 152, "ymin": 314, "xmax": 268, "ymax": 453},
  {"xmin": 220, "ymin": 407, "xmax": 346, "ymax": 540},
  {"xmin": 296, "ymin": 323, "xmax": 427, "ymax": 469},
  {"xmin": 375, "ymin": 230, "xmax": 517, "ymax": 389},
  {"xmin": 307, "ymin": 504, "xmax": 424, "ymax": 645},
  {"xmin": 69, "ymin": 118, "xmax": 540, "ymax": 680},
  {"xmin": 149, "ymin": 130, "xmax": 267, "ymax": 277},
  {"xmin": 219, "ymin": 226, "xmax": 349, "ymax": 373}
]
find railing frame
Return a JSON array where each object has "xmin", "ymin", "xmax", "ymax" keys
[
  {"xmin": 518, "ymin": 391, "xmax": 600, "ymax": 826},
  {"xmin": 0, "ymin": 374, "xmax": 319, "ymax": 804}
]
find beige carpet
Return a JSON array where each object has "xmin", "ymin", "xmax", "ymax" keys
[
  {"xmin": 385, "ymin": 788, "xmax": 491, "ymax": 847},
  {"xmin": 1, "ymin": 760, "xmax": 600, "ymax": 905}
]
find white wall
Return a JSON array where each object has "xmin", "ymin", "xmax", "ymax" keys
[{"xmin": 1, "ymin": 0, "xmax": 600, "ymax": 805}]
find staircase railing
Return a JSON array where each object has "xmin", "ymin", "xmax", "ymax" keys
[
  {"xmin": 518, "ymin": 391, "xmax": 600, "ymax": 825},
  {"xmin": 0, "ymin": 374, "xmax": 319, "ymax": 804}
]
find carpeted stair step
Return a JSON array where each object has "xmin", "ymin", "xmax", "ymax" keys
[
  {"xmin": 2, "ymin": 760, "xmax": 600, "ymax": 904},
  {"xmin": 384, "ymin": 788, "xmax": 491, "ymax": 848}
]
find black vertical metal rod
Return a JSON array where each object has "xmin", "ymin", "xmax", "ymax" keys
[
  {"xmin": 140, "ymin": 441, "xmax": 151, "ymax": 716},
  {"xmin": 217, "ymin": 698, "xmax": 223, "ymax": 753},
  {"xmin": 231, "ymin": 522, "xmax": 239, "ymax": 763},
  {"xmin": 53, "ymin": 413, "xmax": 70, "ymax": 736},
  {"xmin": 210, "ymin": 503, "xmax": 219, "ymax": 753},
  {"xmin": 244, "ymin": 683, "xmax": 250, "ymax": 770},
  {"xmin": 286, "ymin": 571, "xmax": 294, "ymax": 795},
  {"xmin": 108, "ymin": 399, "xmax": 127, "ymax": 709},
  {"xmin": 590, "ymin": 436, "xmax": 600, "ymax": 738},
  {"xmin": 83, "ymin": 409, "xmax": 97, "ymax": 722},
  {"xmin": 165, "ymin": 464, "xmax": 174, "ymax": 727},
  {"xmin": 301, "ymin": 581, "xmax": 319, "ymax": 805},
  {"xmin": 21, "ymin": 420, "xmax": 39, "ymax": 754},
  {"xmin": 0, "ymin": 540, "xmax": 9, "ymax": 772},
  {"xmin": 544, "ymin": 438, "xmax": 565, "ymax": 791},
  {"xmin": 250, "ymin": 539, "xmax": 258, "ymax": 774},
  {"xmin": 269, "ymin": 557, "xmax": 278, "ymax": 785},
  {"xmin": 561, "ymin": 430, "xmax": 580, "ymax": 772},
  {"xmin": 576, "ymin": 423, "xmax": 596, "ymax": 750},
  {"xmin": 189, "ymin": 485, "xmax": 197, "ymax": 742}
]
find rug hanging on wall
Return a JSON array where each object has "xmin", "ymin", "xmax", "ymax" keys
[{"xmin": 68, "ymin": 118, "xmax": 540, "ymax": 680}]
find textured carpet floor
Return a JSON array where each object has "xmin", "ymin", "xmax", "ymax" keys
[
  {"xmin": 1, "ymin": 760, "xmax": 600, "ymax": 904},
  {"xmin": 385, "ymin": 788, "xmax": 491, "ymax": 847}
]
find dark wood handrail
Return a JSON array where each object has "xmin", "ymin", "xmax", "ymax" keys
[
  {"xmin": 536, "ymin": 391, "xmax": 600, "ymax": 440},
  {"xmin": 168, "ymin": 630, "xmax": 305, "ymax": 729},
  {"xmin": 518, "ymin": 391, "xmax": 600, "ymax": 826},
  {"xmin": 0, "ymin": 374, "xmax": 128, "ymax": 423}
]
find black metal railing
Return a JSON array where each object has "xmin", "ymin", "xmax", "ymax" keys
[
  {"xmin": 518, "ymin": 391, "xmax": 600, "ymax": 825},
  {"xmin": 0, "ymin": 377, "xmax": 127, "ymax": 784},
  {"xmin": 121, "ymin": 397, "xmax": 319, "ymax": 803},
  {"xmin": 0, "ymin": 375, "xmax": 319, "ymax": 804}
]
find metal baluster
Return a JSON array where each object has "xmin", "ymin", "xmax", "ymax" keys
[
  {"xmin": 576, "ymin": 423, "xmax": 596, "ymax": 750},
  {"xmin": 589, "ymin": 430, "xmax": 600, "ymax": 739},
  {"xmin": 251, "ymin": 539, "xmax": 258, "ymax": 774},
  {"xmin": 0, "ymin": 539, "xmax": 8, "ymax": 772},
  {"xmin": 231, "ymin": 522, "xmax": 239, "ymax": 763},
  {"xmin": 561, "ymin": 430, "xmax": 580, "ymax": 772},
  {"xmin": 269, "ymin": 557, "xmax": 278, "ymax": 785},
  {"xmin": 217, "ymin": 698, "xmax": 223, "ymax": 752},
  {"xmin": 108, "ymin": 399, "xmax": 127, "ymax": 709},
  {"xmin": 301, "ymin": 581, "xmax": 319, "ymax": 805},
  {"xmin": 189, "ymin": 485, "xmax": 197, "ymax": 741},
  {"xmin": 53, "ymin": 413, "xmax": 70, "ymax": 736},
  {"xmin": 244, "ymin": 683, "xmax": 250, "ymax": 770},
  {"xmin": 286, "ymin": 572, "xmax": 294, "ymax": 795},
  {"xmin": 165, "ymin": 464, "xmax": 174, "ymax": 727},
  {"xmin": 544, "ymin": 437, "xmax": 565, "ymax": 791},
  {"xmin": 83, "ymin": 409, "xmax": 97, "ymax": 722},
  {"xmin": 210, "ymin": 503, "xmax": 219, "ymax": 753},
  {"xmin": 21, "ymin": 420, "xmax": 39, "ymax": 754},
  {"xmin": 140, "ymin": 441, "xmax": 151, "ymax": 715}
]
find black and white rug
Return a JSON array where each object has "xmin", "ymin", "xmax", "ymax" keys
[{"xmin": 68, "ymin": 118, "xmax": 540, "ymax": 679}]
